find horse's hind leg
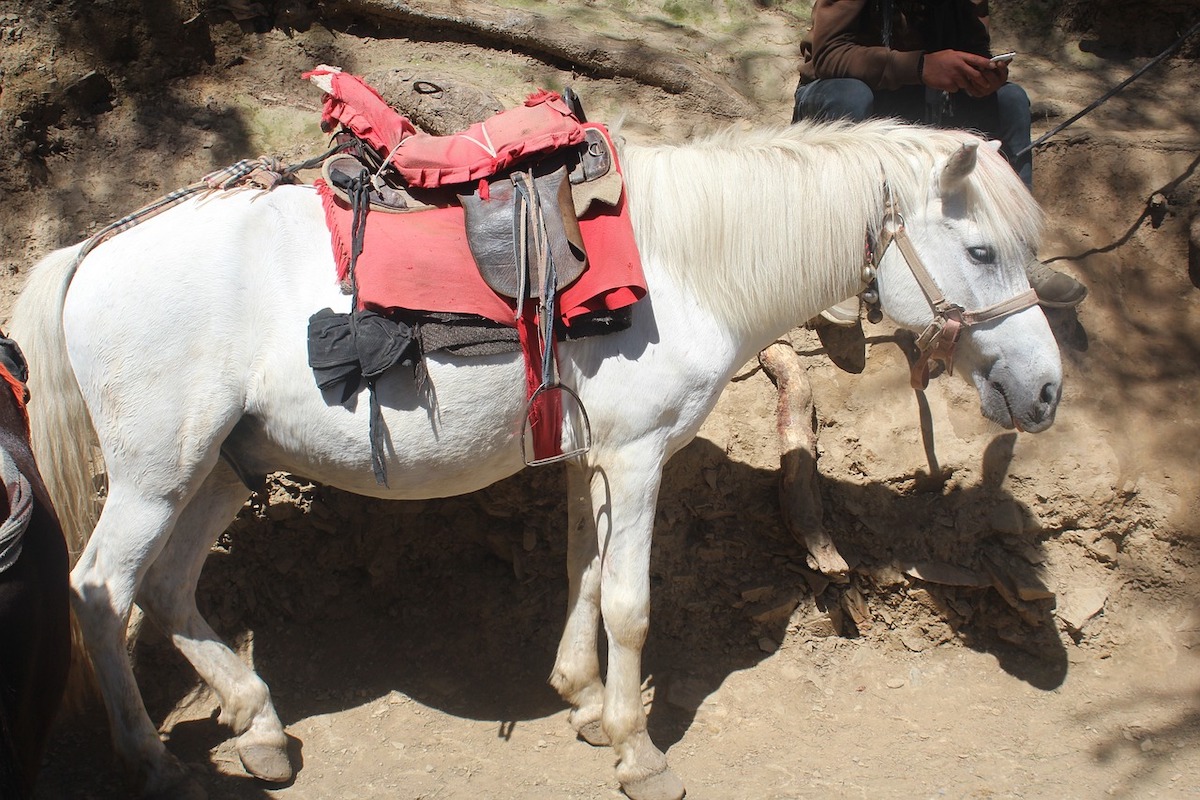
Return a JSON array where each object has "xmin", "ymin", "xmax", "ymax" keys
[
  {"xmin": 70, "ymin": 482, "xmax": 207, "ymax": 800},
  {"xmin": 137, "ymin": 460, "xmax": 290, "ymax": 784},
  {"xmin": 549, "ymin": 460, "xmax": 609, "ymax": 746}
]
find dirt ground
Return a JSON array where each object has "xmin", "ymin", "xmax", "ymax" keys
[{"xmin": 3, "ymin": 2, "xmax": 1199, "ymax": 798}]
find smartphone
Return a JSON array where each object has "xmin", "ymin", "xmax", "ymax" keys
[{"xmin": 990, "ymin": 51, "xmax": 1016, "ymax": 63}]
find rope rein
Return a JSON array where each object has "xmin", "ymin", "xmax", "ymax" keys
[{"xmin": 1018, "ymin": 20, "xmax": 1200, "ymax": 159}]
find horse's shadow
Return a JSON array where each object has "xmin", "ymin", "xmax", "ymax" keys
[
  {"xmin": 41, "ymin": 430, "xmax": 1068, "ymax": 798},
  {"xmin": 814, "ymin": 431, "xmax": 1069, "ymax": 690}
]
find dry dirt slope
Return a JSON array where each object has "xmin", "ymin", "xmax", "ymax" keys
[{"xmin": 0, "ymin": 2, "xmax": 1198, "ymax": 798}]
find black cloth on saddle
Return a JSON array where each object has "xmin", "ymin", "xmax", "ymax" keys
[
  {"xmin": 307, "ymin": 308, "xmax": 419, "ymax": 401},
  {"xmin": 308, "ymin": 305, "xmax": 634, "ymax": 394},
  {"xmin": 308, "ymin": 307, "xmax": 422, "ymax": 487}
]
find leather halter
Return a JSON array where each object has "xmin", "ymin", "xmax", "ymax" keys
[{"xmin": 873, "ymin": 206, "xmax": 1039, "ymax": 390}]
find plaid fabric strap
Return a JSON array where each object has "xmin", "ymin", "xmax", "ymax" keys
[{"xmin": 73, "ymin": 156, "xmax": 292, "ymax": 267}]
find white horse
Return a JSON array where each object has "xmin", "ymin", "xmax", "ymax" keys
[{"xmin": 11, "ymin": 118, "xmax": 1061, "ymax": 800}]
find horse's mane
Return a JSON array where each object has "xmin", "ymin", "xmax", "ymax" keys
[{"xmin": 619, "ymin": 118, "xmax": 1043, "ymax": 335}]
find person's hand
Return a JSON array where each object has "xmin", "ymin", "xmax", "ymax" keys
[
  {"xmin": 972, "ymin": 59, "xmax": 1008, "ymax": 97},
  {"xmin": 920, "ymin": 49, "xmax": 1003, "ymax": 97}
]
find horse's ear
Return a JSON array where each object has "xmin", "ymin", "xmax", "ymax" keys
[{"xmin": 939, "ymin": 142, "xmax": 979, "ymax": 194}]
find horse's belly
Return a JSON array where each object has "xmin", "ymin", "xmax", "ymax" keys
[{"xmin": 234, "ymin": 350, "xmax": 532, "ymax": 500}]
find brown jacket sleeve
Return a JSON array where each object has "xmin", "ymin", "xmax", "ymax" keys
[
  {"xmin": 803, "ymin": 0, "xmax": 922, "ymax": 91},
  {"xmin": 800, "ymin": 0, "xmax": 992, "ymax": 91}
]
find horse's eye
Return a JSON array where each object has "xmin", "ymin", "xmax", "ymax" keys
[{"xmin": 968, "ymin": 245, "xmax": 996, "ymax": 264}]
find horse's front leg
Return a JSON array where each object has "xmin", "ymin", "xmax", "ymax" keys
[
  {"xmin": 549, "ymin": 461, "xmax": 608, "ymax": 746},
  {"xmin": 595, "ymin": 449, "xmax": 685, "ymax": 800}
]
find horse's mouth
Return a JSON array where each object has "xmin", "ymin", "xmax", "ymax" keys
[{"xmin": 981, "ymin": 381, "xmax": 1018, "ymax": 430}]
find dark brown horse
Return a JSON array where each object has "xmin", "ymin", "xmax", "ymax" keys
[{"xmin": 0, "ymin": 333, "xmax": 70, "ymax": 799}]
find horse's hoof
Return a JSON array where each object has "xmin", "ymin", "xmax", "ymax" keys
[
  {"xmin": 238, "ymin": 743, "xmax": 293, "ymax": 783},
  {"xmin": 621, "ymin": 769, "xmax": 686, "ymax": 800},
  {"xmin": 575, "ymin": 719, "xmax": 611, "ymax": 747}
]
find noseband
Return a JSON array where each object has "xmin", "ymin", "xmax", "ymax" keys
[{"xmin": 868, "ymin": 206, "xmax": 1038, "ymax": 390}]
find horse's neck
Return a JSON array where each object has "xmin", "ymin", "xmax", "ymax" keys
[{"xmin": 621, "ymin": 139, "xmax": 871, "ymax": 360}]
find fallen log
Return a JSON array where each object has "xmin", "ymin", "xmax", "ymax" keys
[
  {"xmin": 758, "ymin": 342, "xmax": 850, "ymax": 581},
  {"xmin": 324, "ymin": 0, "xmax": 756, "ymax": 117}
]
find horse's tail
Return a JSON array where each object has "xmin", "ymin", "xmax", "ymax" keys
[
  {"xmin": 9, "ymin": 245, "xmax": 100, "ymax": 560},
  {"xmin": 8, "ymin": 244, "xmax": 100, "ymax": 706}
]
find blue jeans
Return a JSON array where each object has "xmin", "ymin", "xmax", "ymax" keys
[{"xmin": 792, "ymin": 78, "xmax": 1033, "ymax": 189}]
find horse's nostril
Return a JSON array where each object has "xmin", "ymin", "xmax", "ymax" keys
[{"xmin": 1040, "ymin": 382, "xmax": 1059, "ymax": 405}]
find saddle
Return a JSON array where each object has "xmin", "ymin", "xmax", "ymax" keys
[
  {"xmin": 304, "ymin": 67, "xmax": 640, "ymax": 476},
  {"xmin": 312, "ymin": 67, "xmax": 621, "ymax": 302}
]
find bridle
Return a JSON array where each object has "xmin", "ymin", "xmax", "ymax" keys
[{"xmin": 866, "ymin": 201, "xmax": 1039, "ymax": 390}]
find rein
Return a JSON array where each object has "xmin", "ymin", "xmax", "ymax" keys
[{"xmin": 869, "ymin": 204, "xmax": 1038, "ymax": 390}]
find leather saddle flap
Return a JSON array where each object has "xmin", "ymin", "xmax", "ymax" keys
[{"xmin": 460, "ymin": 163, "xmax": 588, "ymax": 299}]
